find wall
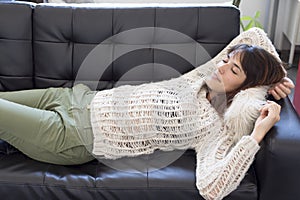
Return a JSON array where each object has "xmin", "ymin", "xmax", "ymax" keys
[
  {"xmin": 232, "ymin": 0, "xmax": 295, "ymax": 51},
  {"xmin": 275, "ymin": 0, "xmax": 299, "ymax": 50},
  {"xmin": 239, "ymin": 0, "xmax": 270, "ymax": 31}
]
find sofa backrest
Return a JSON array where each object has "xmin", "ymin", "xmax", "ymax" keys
[
  {"xmin": 0, "ymin": 2, "xmax": 240, "ymax": 91},
  {"xmin": 0, "ymin": 2, "xmax": 34, "ymax": 91}
]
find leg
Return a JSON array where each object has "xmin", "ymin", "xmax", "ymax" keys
[
  {"xmin": 0, "ymin": 85, "xmax": 96, "ymax": 165},
  {"xmin": 0, "ymin": 98, "xmax": 70, "ymax": 164},
  {"xmin": 0, "ymin": 88, "xmax": 50, "ymax": 108}
]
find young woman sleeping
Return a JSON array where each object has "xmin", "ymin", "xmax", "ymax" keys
[{"xmin": 0, "ymin": 28, "xmax": 295, "ymax": 199}]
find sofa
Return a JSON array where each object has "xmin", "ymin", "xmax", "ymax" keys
[{"xmin": 0, "ymin": 1, "xmax": 299, "ymax": 200}]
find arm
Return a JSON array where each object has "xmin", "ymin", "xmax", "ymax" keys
[
  {"xmin": 195, "ymin": 101, "xmax": 281, "ymax": 200},
  {"xmin": 251, "ymin": 101, "xmax": 281, "ymax": 143},
  {"xmin": 268, "ymin": 77, "xmax": 295, "ymax": 100},
  {"xmin": 195, "ymin": 135, "xmax": 260, "ymax": 200},
  {"xmin": 254, "ymin": 98, "xmax": 300, "ymax": 200}
]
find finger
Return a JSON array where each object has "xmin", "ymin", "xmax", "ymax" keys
[
  {"xmin": 266, "ymin": 100, "xmax": 281, "ymax": 108},
  {"xmin": 270, "ymin": 85, "xmax": 289, "ymax": 99},
  {"xmin": 266, "ymin": 100, "xmax": 275, "ymax": 104},
  {"xmin": 260, "ymin": 107, "xmax": 269, "ymax": 116},
  {"xmin": 266, "ymin": 101, "xmax": 281, "ymax": 116},
  {"xmin": 269, "ymin": 106, "xmax": 281, "ymax": 122},
  {"xmin": 278, "ymin": 83, "xmax": 292, "ymax": 94},
  {"xmin": 274, "ymin": 85, "xmax": 290, "ymax": 97},
  {"xmin": 265, "ymin": 100, "xmax": 281, "ymax": 111},
  {"xmin": 283, "ymin": 80, "xmax": 295, "ymax": 89},
  {"xmin": 260, "ymin": 102, "xmax": 272, "ymax": 116},
  {"xmin": 269, "ymin": 89, "xmax": 281, "ymax": 100},
  {"xmin": 269, "ymin": 77, "xmax": 295, "ymax": 92},
  {"xmin": 282, "ymin": 77, "xmax": 293, "ymax": 83}
]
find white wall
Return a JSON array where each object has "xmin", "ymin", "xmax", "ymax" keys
[
  {"xmin": 216, "ymin": 0, "xmax": 295, "ymax": 51},
  {"xmin": 275, "ymin": 0, "xmax": 300, "ymax": 50},
  {"xmin": 87, "ymin": 0, "xmax": 229, "ymax": 3},
  {"xmin": 60, "ymin": 0, "xmax": 232, "ymax": 3},
  {"xmin": 239, "ymin": 0, "xmax": 269, "ymax": 30}
]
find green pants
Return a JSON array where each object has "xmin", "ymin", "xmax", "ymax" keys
[{"xmin": 0, "ymin": 84, "xmax": 97, "ymax": 165}]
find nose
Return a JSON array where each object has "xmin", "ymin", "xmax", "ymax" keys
[{"xmin": 218, "ymin": 63, "xmax": 227, "ymax": 74}]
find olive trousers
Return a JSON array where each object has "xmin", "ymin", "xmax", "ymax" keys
[{"xmin": 0, "ymin": 84, "xmax": 96, "ymax": 165}]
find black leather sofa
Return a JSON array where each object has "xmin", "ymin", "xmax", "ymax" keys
[{"xmin": 0, "ymin": 1, "xmax": 299, "ymax": 200}]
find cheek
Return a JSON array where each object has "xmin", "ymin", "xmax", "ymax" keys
[{"xmin": 224, "ymin": 76, "xmax": 245, "ymax": 91}]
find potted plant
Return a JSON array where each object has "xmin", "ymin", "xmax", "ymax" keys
[{"xmin": 232, "ymin": 0, "xmax": 263, "ymax": 31}]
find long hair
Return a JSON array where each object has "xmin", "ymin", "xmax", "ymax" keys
[{"xmin": 226, "ymin": 44, "xmax": 287, "ymax": 103}]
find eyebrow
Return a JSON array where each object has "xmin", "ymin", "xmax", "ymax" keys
[
  {"xmin": 228, "ymin": 54, "xmax": 243, "ymax": 72},
  {"xmin": 233, "ymin": 63, "xmax": 242, "ymax": 71}
]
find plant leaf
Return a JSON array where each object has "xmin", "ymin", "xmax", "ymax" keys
[
  {"xmin": 254, "ymin": 11, "xmax": 261, "ymax": 19},
  {"xmin": 240, "ymin": 20, "xmax": 246, "ymax": 31},
  {"xmin": 245, "ymin": 20, "xmax": 254, "ymax": 30},
  {"xmin": 240, "ymin": 10, "xmax": 264, "ymax": 31},
  {"xmin": 254, "ymin": 20, "xmax": 263, "ymax": 29},
  {"xmin": 241, "ymin": 16, "xmax": 253, "ymax": 21}
]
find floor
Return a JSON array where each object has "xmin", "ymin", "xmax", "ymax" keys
[{"xmin": 280, "ymin": 50, "xmax": 299, "ymax": 102}]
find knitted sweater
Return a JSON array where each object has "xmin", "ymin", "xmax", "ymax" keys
[{"xmin": 90, "ymin": 27, "xmax": 276, "ymax": 200}]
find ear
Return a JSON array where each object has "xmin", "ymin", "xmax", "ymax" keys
[{"xmin": 224, "ymin": 85, "xmax": 269, "ymax": 143}]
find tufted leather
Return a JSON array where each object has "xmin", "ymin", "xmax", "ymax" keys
[{"xmin": 0, "ymin": 1, "xmax": 299, "ymax": 200}]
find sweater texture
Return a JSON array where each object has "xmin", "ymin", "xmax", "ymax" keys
[{"xmin": 89, "ymin": 27, "xmax": 279, "ymax": 200}]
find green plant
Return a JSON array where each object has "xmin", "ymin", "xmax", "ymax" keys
[
  {"xmin": 240, "ymin": 11, "xmax": 263, "ymax": 31},
  {"xmin": 232, "ymin": 0, "xmax": 263, "ymax": 31}
]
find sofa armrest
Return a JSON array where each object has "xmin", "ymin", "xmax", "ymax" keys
[{"xmin": 254, "ymin": 97, "xmax": 300, "ymax": 200}]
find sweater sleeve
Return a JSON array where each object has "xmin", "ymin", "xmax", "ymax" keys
[
  {"xmin": 195, "ymin": 135, "xmax": 260, "ymax": 200},
  {"xmin": 181, "ymin": 60, "xmax": 216, "ymax": 81},
  {"xmin": 183, "ymin": 27, "xmax": 282, "ymax": 86}
]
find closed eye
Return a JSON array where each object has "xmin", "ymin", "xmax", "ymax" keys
[
  {"xmin": 231, "ymin": 66, "xmax": 241, "ymax": 75},
  {"xmin": 222, "ymin": 58, "xmax": 229, "ymax": 63},
  {"xmin": 231, "ymin": 68, "xmax": 238, "ymax": 75}
]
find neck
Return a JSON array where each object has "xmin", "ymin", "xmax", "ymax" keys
[
  {"xmin": 206, "ymin": 87, "xmax": 228, "ymax": 114},
  {"xmin": 206, "ymin": 87, "xmax": 221, "ymax": 102}
]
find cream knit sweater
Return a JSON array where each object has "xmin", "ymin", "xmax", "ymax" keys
[{"xmin": 90, "ymin": 28, "xmax": 279, "ymax": 200}]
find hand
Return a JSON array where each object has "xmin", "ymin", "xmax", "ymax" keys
[
  {"xmin": 268, "ymin": 77, "xmax": 295, "ymax": 100},
  {"xmin": 251, "ymin": 101, "xmax": 281, "ymax": 143}
]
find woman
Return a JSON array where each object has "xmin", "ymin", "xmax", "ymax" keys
[{"xmin": 0, "ymin": 44, "xmax": 293, "ymax": 200}]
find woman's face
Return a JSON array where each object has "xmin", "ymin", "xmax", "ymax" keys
[{"xmin": 206, "ymin": 52, "xmax": 247, "ymax": 93}]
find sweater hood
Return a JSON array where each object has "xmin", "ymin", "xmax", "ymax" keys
[{"xmin": 224, "ymin": 85, "xmax": 269, "ymax": 143}]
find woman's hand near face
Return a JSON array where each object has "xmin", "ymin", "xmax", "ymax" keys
[
  {"xmin": 251, "ymin": 101, "xmax": 281, "ymax": 143},
  {"xmin": 268, "ymin": 77, "xmax": 295, "ymax": 100}
]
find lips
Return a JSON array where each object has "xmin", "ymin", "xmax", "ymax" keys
[{"xmin": 211, "ymin": 72, "xmax": 221, "ymax": 82}]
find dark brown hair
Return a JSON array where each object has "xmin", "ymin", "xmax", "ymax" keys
[{"xmin": 226, "ymin": 44, "xmax": 286, "ymax": 102}]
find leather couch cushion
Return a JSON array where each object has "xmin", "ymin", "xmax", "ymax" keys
[{"xmin": 0, "ymin": 150, "xmax": 257, "ymax": 200}]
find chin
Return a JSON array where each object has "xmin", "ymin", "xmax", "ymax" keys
[{"xmin": 205, "ymin": 79, "xmax": 226, "ymax": 93}]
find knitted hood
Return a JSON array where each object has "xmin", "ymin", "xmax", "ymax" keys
[{"xmin": 224, "ymin": 86, "xmax": 269, "ymax": 143}]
